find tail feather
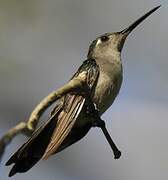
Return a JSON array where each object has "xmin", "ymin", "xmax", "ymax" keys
[{"xmin": 6, "ymin": 109, "xmax": 61, "ymax": 177}]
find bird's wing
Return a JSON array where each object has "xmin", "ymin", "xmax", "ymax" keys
[
  {"xmin": 42, "ymin": 59, "xmax": 99, "ymax": 159},
  {"xmin": 6, "ymin": 104, "xmax": 63, "ymax": 177}
]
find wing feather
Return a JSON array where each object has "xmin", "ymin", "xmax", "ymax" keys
[
  {"xmin": 42, "ymin": 96, "xmax": 85, "ymax": 159},
  {"xmin": 42, "ymin": 59, "xmax": 99, "ymax": 160}
]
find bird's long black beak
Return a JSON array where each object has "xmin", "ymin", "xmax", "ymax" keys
[{"xmin": 120, "ymin": 5, "xmax": 161, "ymax": 35}]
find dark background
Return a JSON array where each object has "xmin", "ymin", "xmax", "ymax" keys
[{"xmin": 0, "ymin": 0, "xmax": 167, "ymax": 180}]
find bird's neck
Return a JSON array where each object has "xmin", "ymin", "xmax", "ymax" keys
[
  {"xmin": 93, "ymin": 51, "xmax": 122, "ymax": 73},
  {"xmin": 90, "ymin": 49, "xmax": 121, "ymax": 63}
]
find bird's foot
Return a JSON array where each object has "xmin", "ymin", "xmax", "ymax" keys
[
  {"xmin": 92, "ymin": 118, "xmax": 105, "ymax": 127},
  {"xmin": 92, "ymin": 118, "xmax": 121, "ymax": 159}
]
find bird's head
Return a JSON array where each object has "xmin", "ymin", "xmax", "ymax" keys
[{"xmin": 88, "ymin": 5, "xmax": 161, "ymax": 59}]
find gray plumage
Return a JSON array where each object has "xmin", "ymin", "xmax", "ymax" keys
[{"xmin": 6, "ymin": 5, "xmax": 161, "ymax": 177}]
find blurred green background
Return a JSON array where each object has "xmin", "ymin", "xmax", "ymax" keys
[{"xmin": 0, "ymin": 0, "xmax": 168, "ymax": 180}]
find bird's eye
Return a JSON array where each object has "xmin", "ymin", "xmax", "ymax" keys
[{"xmin": 100, "ymin": 35, "xmax": 109, "ymax": 42}]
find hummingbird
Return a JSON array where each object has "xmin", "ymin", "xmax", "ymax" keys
[{"xmin": 6, "ymin": 5, "xmax": 160, "ymax": 177}]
